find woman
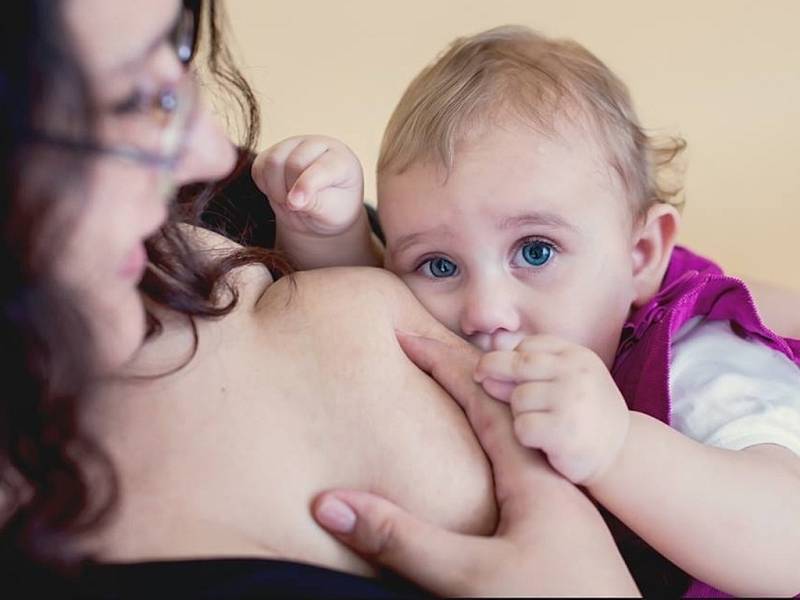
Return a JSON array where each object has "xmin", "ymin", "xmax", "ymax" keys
[{"xmin": 0, "ymin": 0, "xmax": 652, "ymax": 596}]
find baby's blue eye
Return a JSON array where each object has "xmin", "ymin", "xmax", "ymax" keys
[
  {"xmin": 422, "ymin": 256, "xmax": 458, "ymax": 278},
  {"xmin": 520, "ymin": 240, "xmax": 554, "ymax": 267}
]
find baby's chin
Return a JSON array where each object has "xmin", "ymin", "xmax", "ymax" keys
[{"xmin": 468, "ymin": 330, "xmax": 527, "ymax": 352}]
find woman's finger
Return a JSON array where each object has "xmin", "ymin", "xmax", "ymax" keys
[
  {"xmin": 397, "ymin": 331, "xmax": 500, "ymax": 426},
  {"xmin": 396, "ymin": 332, "xmax": 542, "ymax": 496}
]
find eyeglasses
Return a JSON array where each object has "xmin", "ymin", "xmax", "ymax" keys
[
  {"xmin": 174, "ymin": 0, "xmax": 202, "ymax": 66},
  {"xmin": 30, "ymin": 0, "xmax": 202, "ymax": 172},
  {"xmin": 53, "ymin": 72, "xmax": 198, "ymax": 171}
]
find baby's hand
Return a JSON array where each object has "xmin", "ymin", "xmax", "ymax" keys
[
  {"xmin": 474, "ymin": 335, "xmax": 629, "ymax": 485},
  {"xmin": 252, "ymin": 136, "xmax": 365, "ymax": 237}
]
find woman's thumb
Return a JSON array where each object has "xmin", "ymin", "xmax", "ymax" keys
[{"xmin": 313, "ymin": 490, "xmax": 487, "ymax": 596}]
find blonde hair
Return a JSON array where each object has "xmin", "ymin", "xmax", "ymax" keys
[{"xmin": 378, "ymin": 25, "xmax": 685, "ymax": 215}]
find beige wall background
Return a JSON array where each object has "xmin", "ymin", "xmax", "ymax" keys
[{"xmin": 225, "ymin": 0, "xmax": 800, "ymax": 290}]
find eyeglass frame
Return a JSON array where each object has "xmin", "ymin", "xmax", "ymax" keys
[{"xmin": 27, "ymin": 0, "xmax": 203, "ymax": 172}]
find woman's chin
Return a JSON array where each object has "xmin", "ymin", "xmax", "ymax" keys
[{"xmin": 91, "ymin": 295, "xmax": 148, "ymax": 376}]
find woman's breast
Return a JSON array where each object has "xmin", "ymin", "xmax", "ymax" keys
[
  {"xmin": 85, "ymin": 267, "xmax": 496, "ymax": 575},
  {"xmin": 213, "ymin": 268, "xmax": 497, "ymax": 572}
]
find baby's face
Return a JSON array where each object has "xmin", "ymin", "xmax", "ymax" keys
[{"xmin": 379, "ymin": 123, "xmax": 638, "ymax": 367}]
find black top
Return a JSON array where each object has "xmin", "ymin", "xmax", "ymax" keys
[
  {"xmin": 6, "ymin": 557, "xmax": 428, "ymax": 599},
  {"xmin": 76, "ymin": 558, "xmax": 429, "ymax": 599}
]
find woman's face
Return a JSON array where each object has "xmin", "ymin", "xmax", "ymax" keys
[{"xmin": 57, "ymin": 0, "xmax": 237, "ymax": 373}]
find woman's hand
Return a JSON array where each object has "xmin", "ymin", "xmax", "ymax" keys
[{"xmin": 312, "ymin": 333, "xmax": 639, "ymax": 597}]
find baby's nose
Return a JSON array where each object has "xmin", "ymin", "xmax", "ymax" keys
[{"xmin": 459, "ymin": 280, "xmax": 521, "ymax": 340}]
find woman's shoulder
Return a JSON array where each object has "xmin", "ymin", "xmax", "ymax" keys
[
  {"xmin": 177, "ymin": 223, "xmax": 414, "ymax": 318},
  {"xmin": 161, "ymin": 223, "xmax": 280, "ymax": 319},
  {"xmin": 254, "ymin": 266, "xmax": 451, "ymax": 346},
  {"xmin": 257, "ymin": 266, "xmax": 409, "ymax": 312}
]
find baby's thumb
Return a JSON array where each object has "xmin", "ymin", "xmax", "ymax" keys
[
  {"xmin": 313, "ymin": 490, "xmax": 487, "ymax": 596},
  {"xmin": 286, "ymin": 182, "xmax": 312, "ymax": 211}
]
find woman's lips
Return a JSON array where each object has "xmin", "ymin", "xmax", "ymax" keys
[{"xmin": 118, "ymin": 242, "xmax": 147, "ymax": 280}]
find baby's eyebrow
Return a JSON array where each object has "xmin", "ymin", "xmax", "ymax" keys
[
  {"xmin": 391, "ymin": 226, "xmax": 453, "ymax": 256},
  {"xmin": 498, "ymin": 211, "xmax": 578, "ymax": 233}
]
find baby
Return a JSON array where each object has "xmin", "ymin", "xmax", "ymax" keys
[{"xmin": 253, "ymin": 26, "xmax": 800, "ymax": 596}]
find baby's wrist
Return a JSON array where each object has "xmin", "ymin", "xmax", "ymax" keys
[
  {"xmin": 581, "ymin": 409, "xmax": 632, "ymax": 489},
  {"xmin": 276, "ymin": 208, "xmax": 380, "ymax": 269}
]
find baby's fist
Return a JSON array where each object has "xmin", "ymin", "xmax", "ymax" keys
[
  {"xmin": 252, "ymin": 136, "xmax": 365, "ymax": 237},
  {"xmin": 475, "ymin": 335, "xmax": 630, "ymax": 484}
]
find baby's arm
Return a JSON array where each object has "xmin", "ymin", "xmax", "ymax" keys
[
  {"xmin": 475, "ymin": 333, "xmax": 800, "ymax": 596},
  {"xmin": 588, "ymin": 321, "xmax": 800, "ymax": 596},
  {"xmin": 251, "ymin": 136, "xmax": 381, "ymax": 270},
  {"xmin": 588, "ymin": 415, "xmax": 800, "ymax": 596}
]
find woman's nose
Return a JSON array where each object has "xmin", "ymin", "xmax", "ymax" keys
[
  {"xmin": 458, "ymin": 275, "xmax": 521, "ymax": 338},
  {"xmin": 172, "ymin": 100, "xmax": 238, "ymax": 186}
]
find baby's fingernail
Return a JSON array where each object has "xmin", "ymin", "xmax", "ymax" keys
[{"xmin": 316, "ymin": 496, "xmax": 356, "ymax": 533}]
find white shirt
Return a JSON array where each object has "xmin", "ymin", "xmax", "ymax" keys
[{"xmin": 670, "ymin": 317, "xmax": 800, "ymax": 456}]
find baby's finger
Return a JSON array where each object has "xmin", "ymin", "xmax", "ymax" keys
[
  {"xmin": 288, "ymin": 149, "xmax": 361, "ymax": 213},
  {"xmin": 509, "ymin": 381, "xmax": 554, "ymax": 417},
  {"xmin": 284, "ymin": 139, "xmax": 332, "ymax": 207},
  {"xmin": 475, "ymin": 349, "xmax": 562, "ymax": 384},
  {"xmin": 251, "ymin": 138, "xmax": 305, "ymax": 203},
  {"xmin": 513, "ymin": 411, "xmax": 561, "ymax": 450}
]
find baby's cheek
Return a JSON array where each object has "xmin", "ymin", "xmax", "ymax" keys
[
  {"xmin": 577, "ymin": 315, "xmax": 627, "ymax": 368},
  {"xmin": 403, "ymin": 279, "xmax": 462, "ymax": 332}
]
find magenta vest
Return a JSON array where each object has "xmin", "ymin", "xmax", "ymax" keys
[{"xmin": 610, "ymin": 245, "xmax": 800, "ymax": 597}]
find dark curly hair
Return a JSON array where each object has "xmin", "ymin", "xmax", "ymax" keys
[{"xmin": 0, "ymin": 0, "xmax": 289, "ymax": 573}]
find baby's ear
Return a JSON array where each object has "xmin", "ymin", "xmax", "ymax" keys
[{"xmin": 631, "ymin": 203, "xmax": 681, "ymax": 307}]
